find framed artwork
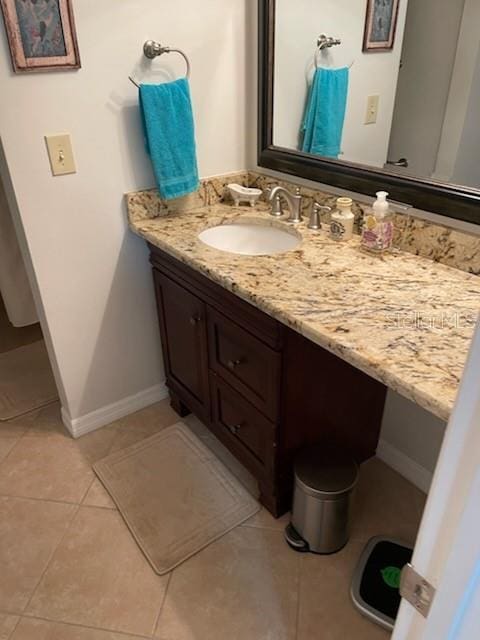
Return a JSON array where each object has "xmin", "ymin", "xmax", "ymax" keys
[
  {"xmin": 363, "ymin": 0, "xmax": 400, "ymax": 52},
  {"xmin": 0, "ymin": 0, "xmax": 80, "ymax": 72}
]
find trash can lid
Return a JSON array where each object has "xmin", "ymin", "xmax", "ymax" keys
[{"xmin": 295, "ymin": 445, "xmax": 359, "ymax": 498}]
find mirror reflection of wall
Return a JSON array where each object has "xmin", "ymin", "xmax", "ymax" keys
[{"xmin": 273, "ymin": 0, "xmax": 480, "ymax": 190}]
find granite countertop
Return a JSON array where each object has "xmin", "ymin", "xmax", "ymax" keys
[{"xmin": 127, "ymin": 198, "xmax": 480, "ymax": 422}]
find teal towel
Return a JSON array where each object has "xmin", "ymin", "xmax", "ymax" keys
[
  {"xmin": 140, "ymin": 79, "xmax": 200, "ymax": 200},
  {"xmin": 301, "ymin": 67, "xmax": 349, "ymax": 159}
]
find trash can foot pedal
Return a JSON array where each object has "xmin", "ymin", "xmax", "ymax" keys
[{"xmin": 284, "ymin": 523, "xmax": 310, "ymax": 552}]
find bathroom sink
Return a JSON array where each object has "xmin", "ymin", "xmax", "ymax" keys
[{"xmin": 198, "ymin": 223, "xmax": 300, "ymax": 256}]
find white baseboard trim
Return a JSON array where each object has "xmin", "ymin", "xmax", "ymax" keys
[
  {"xmin": 61, "ymin": 383, "xmax": 169, "ymax": 439},
  {"xmin": 377, "ymin": 438, "xmax": 433, "ymax": 494}
]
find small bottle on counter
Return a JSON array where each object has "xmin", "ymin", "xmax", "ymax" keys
[
  {"xmin": 361, "ymin": 191, "xmax": 394, "ymax": 254},
  {"xmin": 330, "ymin": 197, "xmax": 355, "ymax": 242}
]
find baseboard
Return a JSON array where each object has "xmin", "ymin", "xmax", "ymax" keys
[
  {"xmin": 61, "ymin": 383, "xmax": 169, "ymax": 439},
  {"xmin": 376, "ymin": 439, "xmax": 433, "ymax": 494}
]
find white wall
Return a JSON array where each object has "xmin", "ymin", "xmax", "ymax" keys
[
  {"xmin": 0, "ymin": 0, "xmax": 248, "ymax": 429},
  {"xmin": 273, "ymin": 0, "xmax": 409, "ymax": 167},
  {"xmin": 387, "ymin": 0, "xmax": 466, "ymax": 179},
  {"xmin": 378, "ymin": 392, "xmax": 446, "ymax": 493}
]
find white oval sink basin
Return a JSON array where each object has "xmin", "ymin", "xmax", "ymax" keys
[{"xmin": 198, "ymin": 223, "xmax": 300, "ymax": 256}]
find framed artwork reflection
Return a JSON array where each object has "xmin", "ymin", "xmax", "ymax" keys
[
  {"xmin": 363, "ymin": 0, "xmax": 400, "ymax": 52},
  {"xmin": 0, "ymin": 0, "xmax": 80, "ymax": 72}
]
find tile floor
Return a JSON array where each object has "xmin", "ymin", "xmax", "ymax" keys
[{"xmin": 0, "ymin": 400, "xmax": 426, "ymax": 640}]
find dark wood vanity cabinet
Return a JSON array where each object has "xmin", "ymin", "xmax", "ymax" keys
[
  {"xmin": 153, "ymin": 272, "xmax": 210, "ymax": 423},
  {"xmin": 150, "ymin": 245, "xmax": 387, "ymax": 517}
]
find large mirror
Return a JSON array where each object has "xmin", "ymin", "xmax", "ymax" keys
[{"xmin": 259, "ymin": 0, "xmax": 480, "ymax": 223}]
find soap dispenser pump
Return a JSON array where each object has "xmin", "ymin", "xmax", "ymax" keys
[{"xmin": 373, "ymin": 191, "xmax": 389, "ymax": 219}]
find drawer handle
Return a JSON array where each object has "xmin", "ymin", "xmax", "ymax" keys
[
  {"xmin": 227, "ymin": 358, "xmax": 243, "ymax": 371},
  {"xmin": 189, "ymin": 315, "xmax": 201, "ymax": 326},
  {"xmin": 228, "ymin": 423, "xmax": 243, "ymax": 436}
]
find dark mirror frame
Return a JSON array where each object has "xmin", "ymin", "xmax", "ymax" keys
[{"xmin": 258, "ymin": 0, "xmax": 480, "ymax": 225}]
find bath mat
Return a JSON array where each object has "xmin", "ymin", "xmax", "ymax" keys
[
  {"xmin": 0, "ymin": 341, "xmax": 58, "ymax": 421},
  {"xmin": 94, "ymin": 422, "xmax": 260, "ymax": 575}
]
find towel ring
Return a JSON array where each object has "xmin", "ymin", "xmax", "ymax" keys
[
  {"xmin": 129, "ymin": 40, "xmax": 191, "ymax": 88},
  {"xmin": 314, "ymin": 46, "xmax": 355, "ymax": 70}
]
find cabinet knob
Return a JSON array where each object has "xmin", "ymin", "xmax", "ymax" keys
[
  {"xmin": 227, "ymin": 358, "xmax": 243, "ymax": 370},
  {"xmin": 189, "ymin": 315, "xmax": 201, "ymax": 326},
  {"xmin": 228, "ymin": 423, "xmax": 243, "ymax": 436}
]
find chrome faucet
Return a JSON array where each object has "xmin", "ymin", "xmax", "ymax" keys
[{"xmin": 265, "ymin": 186, "xmax": 303, "ymax": 223}]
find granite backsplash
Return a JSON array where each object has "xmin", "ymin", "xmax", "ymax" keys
[{"xmin": 126, "ymin": 170, "xmax": 480, "ymax": 275}]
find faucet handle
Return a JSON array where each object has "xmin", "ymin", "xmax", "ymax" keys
[
  {"xmin": 308, "ymin": 203, "xmax": 331, "ymax": 231},
  {"xmin": 313, "ymin": 202, "xmax": 332, "ymax": 213},
  {"xmin": 264, "ymin": 187, "xmax": 285, "ymax": 217},
  {"xmin": 270, "ymin": 195, "xmax": 283, "ymax": 217}
]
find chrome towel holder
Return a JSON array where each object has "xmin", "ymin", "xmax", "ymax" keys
[
  {"xmin": 317, "ymin": 34, "xmax": 342, "ymax": 50},
  {"xmin": 315, "ymin": 33, "xmax": 354, "ymax": 69},
  {"xmin": 129, "ymin": 40, "xmax": 191, "ymax": 88}
]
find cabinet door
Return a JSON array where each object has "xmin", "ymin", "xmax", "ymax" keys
[{"xmin": 154, "ymin": 270, "xmax": 210, "ymax": 419}]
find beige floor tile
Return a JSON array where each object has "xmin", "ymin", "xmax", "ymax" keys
[
  {"xmin": 242, "ymin": 507, "xmax": 291, "ymax": 531},
  {"xmin": 82, "ymin": 478, "xmax": 116, "ymax": 509},
  {"xmin": 11, "ymin": 617, "xmax": 144, "ymax": 640},
  {"xmin": 0, "ymin": 435, "xmax": 95, "ymax": 503},
  {"xmin": 0, "ymin": 613, "xmax": 19, "ymax": 639},
  {"xmin": 74, "ymin": 425, "xmax": 120, "ymax": 466},
  {"xmin": 109, "ymin": 400, "xmax": 180, "ymax": 453},
  {"xmin": 0, "ymin": 438, "xmax": 18, "ymax": 465},
  {"xmin": 0, "ymin": 497, "xmax": 76, "ymax": 613},
  {"xmin": 351, "ymin": 459, "xmax": 425, "ymax": 546},
  {"xmin": 297, "ymin": 540, "xmax": 391, "ymax": 640},
  {"xmin": 155, "ymin": 526, "xmax": 299, "ymax": 640},
  {"xmin": 20, "ymin": 404, "xmax": 119, "ymax": 466},
  {"xmin": 0, "ymin": 420, "xmax": 29, "ymax": 439},
  {"xmin": 27, "ymin": 506, "xmax": 169, "ymax": 637},
  {"xmin": 20, "ymin": 403, "xmax": 65, "ymax": 437},
  {"xmin": 0, "ymin": 403, "xmax": 63, "ymax": 440}
]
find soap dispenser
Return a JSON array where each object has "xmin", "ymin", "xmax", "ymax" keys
[
  {"xmin": 361, "ymin": 192, "xmax": 394, "ymax": 254},
  {"xmin": 330, "ymin": 197, "xmax": 355, "ymax": 242}
]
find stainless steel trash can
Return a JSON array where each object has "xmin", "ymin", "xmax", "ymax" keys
[{"xmin": 285, "ymin": 445, "xmax": 359, "ymax": 554}]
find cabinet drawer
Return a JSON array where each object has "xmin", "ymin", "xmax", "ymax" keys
[
  {"xmin": 210, "ymin": 376, "xmax": 276, "ymax": 477},
  {"xmin": 207, "ymin": 308, "xmax": 281, "ymax": 421}
]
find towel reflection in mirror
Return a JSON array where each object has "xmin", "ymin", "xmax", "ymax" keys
[{"xmin": 301, "ymin": 67, "xmax": 350, "ymax": 159}]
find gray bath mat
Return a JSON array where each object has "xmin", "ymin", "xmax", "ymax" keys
[
  {"xmin": 0, "ymin": 340, "xmax": 57, "ymax": 421},
  {"xmin": 94, "ymin": 422, "xmax": 260, "ymax": 575}
]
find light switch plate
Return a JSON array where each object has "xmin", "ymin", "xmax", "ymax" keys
[
  {"xmin": 45, "ymin": 134, "xmax": 76, "ymax": 176},
  {"xmin": 365, "ymin": 95, "xmax": 380, "ymax": 125}
]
